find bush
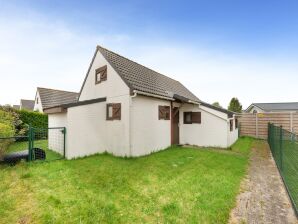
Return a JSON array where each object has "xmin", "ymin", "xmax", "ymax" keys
[
  {"xmin": 0, "ymin": 110, "xmax": 15, "ymax": 158},
  {"xmin": 16, "ymin": 110, "xmax": 48, "ymax": 129}
]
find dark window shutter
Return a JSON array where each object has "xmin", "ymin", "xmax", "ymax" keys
[
  {"xmin": 159, "ymin": 106, "xmax": 170, "ymax": 120},
  {"xmin": 113, "ymin": 103, "xmax": 121, "ymax": 120},
  {"xmin": 192, "ymin": 112, "xmax": 201, "ymax": 123},
  {"xmin": 235, "ymin": 118, "xmax": 238, "ymax": 128},
  {"xmin": 159, "ymin": 106, "xmax": 164, "ymax": 120},
  {"xmin": 164, "ymin": 106, "xmax": 170, "ymax": 120}
]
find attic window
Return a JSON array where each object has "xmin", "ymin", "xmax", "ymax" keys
[
  {"xmin": 184, "ymin": 112, "xmax": 201, "ymax": 124},
  {"xmin": 95, "ymin": 65, "xmax": 107, "ymax": 84},
  {"xmin": 159, "ymin": 106, "xmax": 170, "ymax": 120},
  {"xmin": 106, "ymin": 103, "xmax": 121, "ymax": 120}
]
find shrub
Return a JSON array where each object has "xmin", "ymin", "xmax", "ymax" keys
[
  {"xmin": 0, "ymin": 110, "xmax": 15, "ymax": 159},
  {"xmin": 16, "ymin": 110, "xmax": 48, "ymax": 129}
]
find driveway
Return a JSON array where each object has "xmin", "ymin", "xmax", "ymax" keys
[{"xmin": 229, "ymin": 140, "xmax": 297, "ymax": 224}]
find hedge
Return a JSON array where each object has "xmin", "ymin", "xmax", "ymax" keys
[
  {"xmin": 16, "ymin": 110, "xmax": 48, "ymax": 129},
  {"xmin": 0, "ymin": 110, "xmax": 15, "ymax": 158}
]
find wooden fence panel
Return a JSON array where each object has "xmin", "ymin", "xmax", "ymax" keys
[{"xmin": 238, "ymin": 112, "xmax": 298, "ymax": 139}]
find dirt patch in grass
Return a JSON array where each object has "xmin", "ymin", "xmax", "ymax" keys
[{"xmin": 229, "ymin": 140, "xmax": 297, "ymax": 224}]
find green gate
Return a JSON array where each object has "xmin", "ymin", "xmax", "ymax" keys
[{"xmin": 0, "ymin": 126, "xmax": 66, "ymax": 163}]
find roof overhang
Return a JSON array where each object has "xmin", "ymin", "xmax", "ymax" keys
[{"xmin": 44, "ymin": 97, "xmax": 106, "ymax": 114}]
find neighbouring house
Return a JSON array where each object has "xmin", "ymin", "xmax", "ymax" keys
[
  {"xmin": 13, "ymin": 105, "xmax": 20, "ymax": 110},
  {"xmin": 44, "ymin": 46, "xmax": 238, "ymax": 159},
  {"xmin": 20, "ymin": 99, "xmax": 35, "ymax": 111},
  {"xmin": 34, "ymin": 87, "xmax": 79, "ymax": 112},
  {"xmin": 245, "ymin": 102, "xmax": 298, "ymax": 113}
]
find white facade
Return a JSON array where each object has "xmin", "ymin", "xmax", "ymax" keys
[
  {"xmin": 47, "ymin": 48, "xmax": 238, "ymax": 159},
  {"xmin": 130, "ymin": 95, "xmax": 171, "ymax": 156},
  {"xmin": 48, "ymin": 113, "xmax": 67, "ymax": 155},
  {"xmin": 34, "ymin": 91, "xmax": 43, "ymax": 112}
]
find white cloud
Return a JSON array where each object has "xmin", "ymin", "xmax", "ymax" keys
[{"xmin": 1, "ymin": 7, "xmax": 298, "ymax": 109}]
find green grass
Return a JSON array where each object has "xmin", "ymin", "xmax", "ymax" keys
[
  {"xmin": 7, "ymin": 140, "xmax": 63, "ymax": 161},
  {"xmin": 230, "ymin": 136, "xmax": 254, "ymax": 156},
  {"xmin": 0, "ymin": 138, "xmax": 255, "ymax": 223}
]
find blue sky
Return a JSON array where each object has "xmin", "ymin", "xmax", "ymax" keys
[{"xmin": 1, "ymin": 0, "xmax": 298, "ymax": 108}]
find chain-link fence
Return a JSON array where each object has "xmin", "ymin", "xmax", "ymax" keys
[
  {"xmin": 0, "ymin": 126, "xmax": 65, "ymax": 164},
  {"xmin": 268, "ymin": 123, "xmax": 298, "ymax": 216}
]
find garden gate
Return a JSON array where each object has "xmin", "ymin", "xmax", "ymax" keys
[{"xmin": 0, "ymin": 126, "xmax": 66, "ymax": 163}]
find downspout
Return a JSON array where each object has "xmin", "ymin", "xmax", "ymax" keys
[{"xmin": 129, "ymin": 91, "xmax": 138, "ymax": 157}]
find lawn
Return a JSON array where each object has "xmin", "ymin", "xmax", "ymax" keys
[
  {"xmin": 7, "ymin": 139, "xmax": 63, "ymax": 161},
  {"xmin": 0, "ymin": 137, "xmax": 253, "ymax": 223}
]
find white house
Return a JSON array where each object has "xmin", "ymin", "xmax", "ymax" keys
[
  {"xmin": 245, "ymin": 102, "xmax": 298, "ymax": 113},
  {"xmin": 44, "ymin": 46, "xmax": 238, "ymax": 159},
  {"xmin": 34, "ymin": 87, "xmax": 79, "ymax": 112}
]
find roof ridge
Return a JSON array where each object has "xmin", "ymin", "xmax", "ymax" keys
[
  {"xmin": 37, "ymin": 87, "xmax": 79, "ymax": 94},
  {"xmin": 97, "ymin": 45, "xmax": 180, "ymax": 83},
  {"xmin": 20, "ymin": 99, "xmax": 34, "ymax": 101},
  {"xmin": 254, "ymin": 102, "xmax": 298, "ymax": 104}
]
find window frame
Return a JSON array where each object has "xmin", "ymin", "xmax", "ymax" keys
[
  {"xmin": 95, "ymin": 65, "xmax": 107, "ymax": 84},
  {"xmin": 106, "ymin": 103, "xmax": 121, "ymax": 121},
  {"xmin": 183, "ymin": 111, "xmax": 201, "ymax": 124},
  {"xmin": 158, "ymin": 105, "xmax": 170, "ymax": 120}
]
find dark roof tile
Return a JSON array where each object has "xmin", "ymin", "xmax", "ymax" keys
[{"xmin": 38, "ymin": 87, "xmax": 79, "ymax": 109}]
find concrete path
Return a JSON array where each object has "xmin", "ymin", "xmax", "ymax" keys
[{"xmin": 229, "ymin": 141, "xmax": 297, "ymax": 224}]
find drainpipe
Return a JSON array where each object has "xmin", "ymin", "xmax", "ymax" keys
[{"xmin": 129, "ymin": 91, "xmax": 138, "ymax": 157}]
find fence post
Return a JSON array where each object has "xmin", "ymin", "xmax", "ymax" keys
[
  {"xmin": 280, "ymin": 125, "xmax": 283, "ymax": 171},
  {"xmin": 63, "ymin": 127, "xmax": 66, "ymax": 158},
  {"xmin": 28, "ymin": 125, "xmax": 32, "ymax": 162}
]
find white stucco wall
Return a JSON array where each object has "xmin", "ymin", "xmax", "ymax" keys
[
  {"xmin": 79, "ymin": 50, "xmax": 130, "ymax": 101},
  {"xmin": 227, "ymin": 117, "xmax": 239, "ymax": 147},
  {"xmin": 66, "ymin": 96, "xmax": 130, "ymax": 159},
  {"xmin": 58, "ymin": 49, "xmax": 131, "ymax": 159},
  {"xmin": 34, "ymin": 91, "xmax": 43, "ymax": 112},
  {"xmin": 179, "ymin": 104, "xmax": 229, "ymax": 148},
  {"xmin": 48, "ymin": 113, "xmax": 67, "ymax": 155},
  {"xmin": 130, "ymin": 95, "xmax": 171, "ymax": 156}
]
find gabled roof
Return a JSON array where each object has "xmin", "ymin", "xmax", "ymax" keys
[
  {"xmin": 20, "ymin": 99, "xmax": 34, "ymax": 110},
  {"xmin": 79, "ymin": 46, "xmax": 200, "ymax": 102},
  {"xmin": 246, "ymin": 102, "xmax": 298, "ymax": 112},
  {"xmin": 37, "ymin": 87, "xmax": 79, "ymax": 109}
]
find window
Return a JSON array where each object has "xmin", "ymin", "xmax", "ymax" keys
[
  {"xmin": 159, "ymin": 106, "xmax": 170, "ymax": 120},
  {"xmin": 184, "ymin": 112, "xmax": 201, "ymax": 124},
  {"xmin": 230, "ymin": 119, "xmax": 233, "ymax": 131},
  {"xmin": 106, "ymin": 103, "xmax": 121, "ymax": 120},
  {"xmin": 235, "ymin": 118, "xmax": 238, "ymax": 129},
  {"xmin": 253, "ymin": 110, "xmax": 257, "ymax": 114},
  {"xmin": 36, "ymin": 97, "xmax": 39, "ymax": 104},
  {"xmin": 95, "ymin": 65, "xmax": 107, "ymax": 84}
]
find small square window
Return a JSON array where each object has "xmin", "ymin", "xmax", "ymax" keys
[
  {"xmin": 95, "ymin": 65, "xmax": 107, "ymax": 84},
  {"xmin": 158, "ymin": 106, "xmax": 170, "ymax": 120}
]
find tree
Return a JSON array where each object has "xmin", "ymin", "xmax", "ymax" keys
[
  {"xmin": 212, "ymin": 102, "xmax": 222, "ymax": 108},
  {"xmin": 228, "ymin": 97, "xmax": 242, "ymax": 113}
]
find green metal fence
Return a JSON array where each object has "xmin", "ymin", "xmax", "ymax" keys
[
  {"xmin": 0, "ymin": 126, "xmax": 66, "ymax": 163},
  {"xmin": 268, "ymin": 123, "xmax": 298, "ymax": 216}
]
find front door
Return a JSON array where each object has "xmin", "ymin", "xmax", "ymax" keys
[{"xmin": 172, "ymin": 107, "xmax": 179, "ymax": 144}]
